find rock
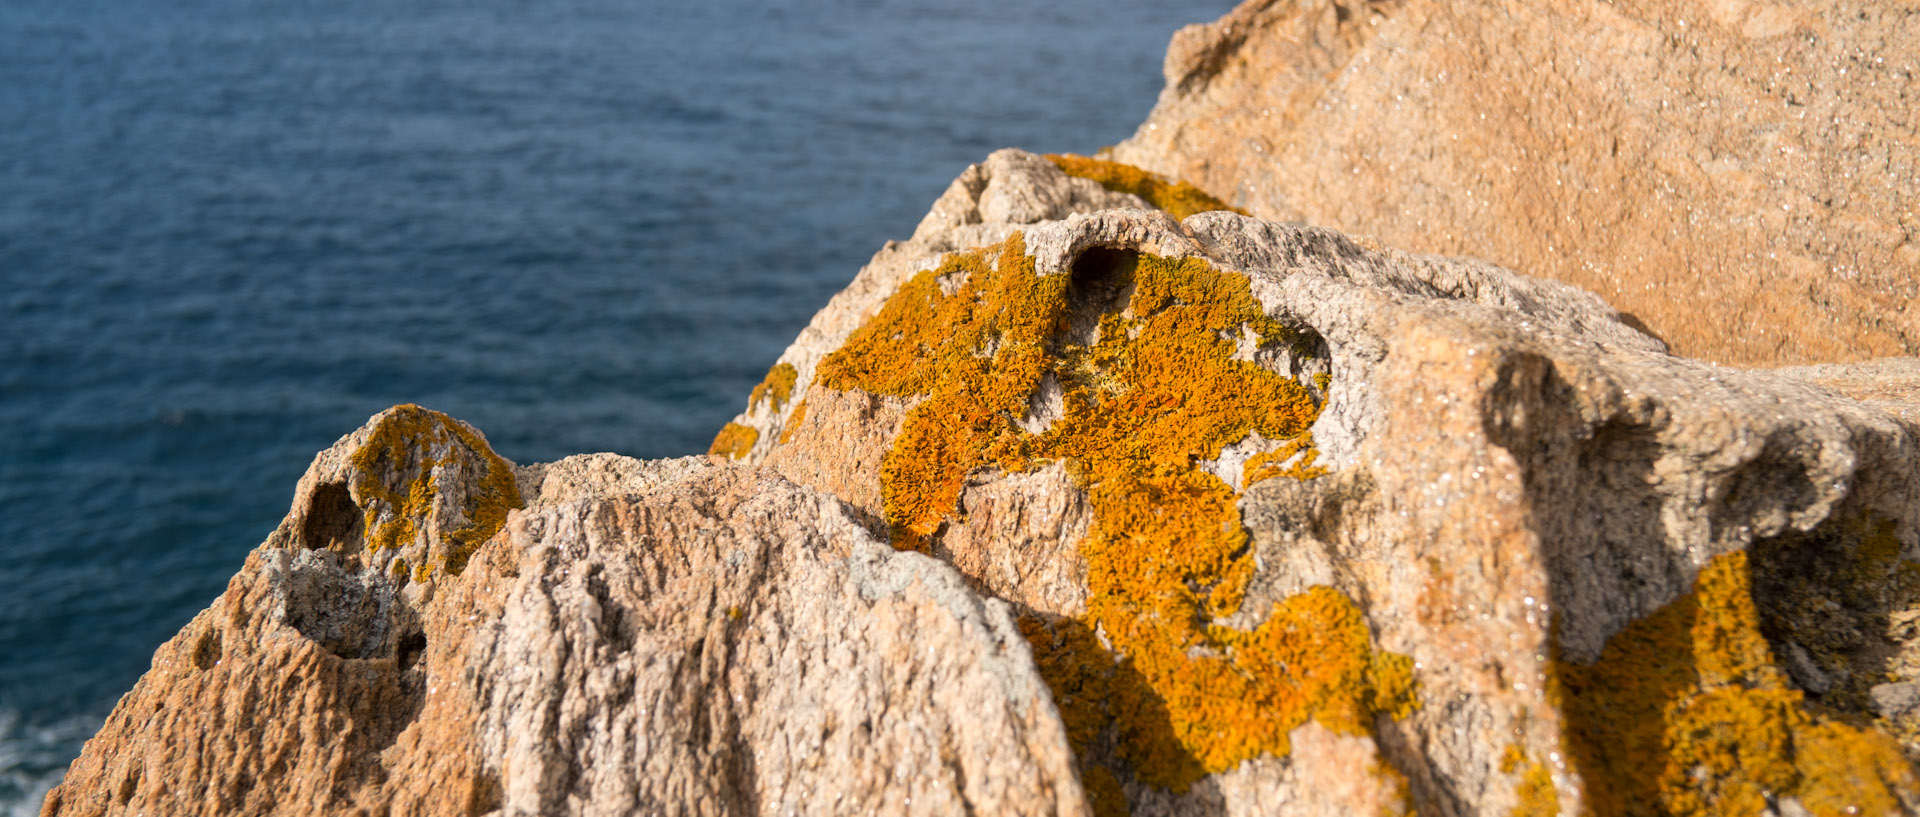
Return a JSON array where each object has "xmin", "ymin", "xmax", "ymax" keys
[
  {"xmin": 48, "ymin": 140, "xmax": 1920, "ymax": 817},
  {"xmin": 43, "ymin": 408, "xmax": 1088, "ymax": 817},
  {"xmin": 742, "ymin": 166, "xmax": 1920, "ymax": 812},
  {"xmin": 1875, "ymin": 682, "xmax": 1920, "ymax": 720},
  {"xmin": 1107, "ymin": 0, "xmax": 1920, "ymax": 367}
]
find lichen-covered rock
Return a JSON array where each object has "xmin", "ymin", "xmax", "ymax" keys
[
  {"xmin": 48, "ymin": 145, "xmax": 1920, "ymax": 816},
  {"xmin": 741, "ymin": 187, "xmax": 1920, "ymax": 815},
  {"xmin": 43, "ymin": 411, "xmax": 1088, "ymax": 817},
  {"xmin": 711, "ymin": 148, "xmax": 1149, "ymax": 472},
  {"xmin": 1107, "ymin": 0, "xmax": 1920, "ymax": 367}
]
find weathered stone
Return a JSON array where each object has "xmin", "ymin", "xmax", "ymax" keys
[
  {"xmin": 712, "ymin": 149, "xmax": 1148, "ymax": 468},
  {"xmin": 48, "ymin": 91, "xmax": 1920, "ymax": 817},
  {"xmin": 1109, "ymin": 0, "xmax": 1920, "ymax": 367},
  {"xmin": 44, "ymin": 413, "xmax": 1088, "ymax": 817},
  {"xmin": 748, "ymin": 191, "xmax": 1920, "ymax": 815}
]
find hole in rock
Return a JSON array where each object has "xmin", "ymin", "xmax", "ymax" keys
[
  {"xmin": 397, "ymin": 629, "xmax": 427, "ymax": 672},
  {"xmin": 190, "ymin": 629, "xmax": 221, "ymax": 670},
  {"xmin": 1750, "ymin": 510, "xmax": 1917, "ymax": 713},
  {"xmin": 301, "ymin": 481, "xmax": 362, "ymax": 550},
  {"xmin": 1061, "ymin": 248, "xmax": 1139, "ymax": 344}
]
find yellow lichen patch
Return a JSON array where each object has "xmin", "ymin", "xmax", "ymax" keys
[
  {"xmin": 709, "ymin": 422, "xmax": 758, "ymax": 460},
  {"xmin": 1244, "ymin": 435, "xmax": 1328, "ymax": 488},
  {"xmin": 1555, "ymin": 549, "xmax": 1917, "ymax": 817},
  {"xmin": 347, "ymin": 404, "xmax": 523, "ymax": 578},
  {"xmin": 817, "ymin": 235, "xmax": 1415, "ymax": 793},
  {"xmin": 749, "ymin": 362, "xmax": 799, "ymax": 412},
  {"xmin": 1500, "ymin": 745, "xmax": 1561, "ymax": 817},
  {"xmin": 778, "ymin": 399, "xmax": 808, "ymax": 445},
  {"xmin": 1045, "ymin": 153, "xmax": 1248, "ymax": 220}
]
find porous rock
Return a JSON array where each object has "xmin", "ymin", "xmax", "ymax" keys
[
  {"xmin": 1108, "ymin": 0, "xmax": 1920, "ymax": 366},
  {"xmin": 740, "ymin": 171, "xmax": 1920, "ymax": 813},
  {"xmin": 43, "ymin": 409, "xmax": 1088, "ymax": 817},
  {"xmin": 48, "ymin": 136, "xmax": 1920, "ymax": 817}
]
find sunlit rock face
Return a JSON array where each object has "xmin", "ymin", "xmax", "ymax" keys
[
  {"xmin": 720, "ymin": 149, "xmax": 1920, "ymax": 816},
  {"xmin": 1109, "ymin": 0, "xmax": 1920, "ymax": 368},
  {"xmin": 44, "ymin": 27, "xmax": 1920, "ymax": 816}
]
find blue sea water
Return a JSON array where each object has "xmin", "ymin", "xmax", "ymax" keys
[{"xmin": 0, "ymin": 0, "xmax": 1235, "ymax": 810}]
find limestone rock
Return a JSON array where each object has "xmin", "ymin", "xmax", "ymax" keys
[
  {"xmin": 1108, "ymin": 0, "xmax": 1920, "ymax": 366},
  {"xmin": 43, "ymin": 410, "xmax": 1088, "ymax": 817}
]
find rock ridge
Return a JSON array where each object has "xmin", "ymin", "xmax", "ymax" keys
[{"xmin": 42, "ymin": 11, "xmax": 1920, "ymax": 815}]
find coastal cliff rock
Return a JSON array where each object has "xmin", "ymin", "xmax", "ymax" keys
[
  {"xmin": 44, "ymin": 409, "xmax": 1088, "ymax": 817},
  {"xmin": 47, "ymin": 127, "xmax": 1920, "ymax": 817},
  {"xmin": 718, "ymin": 151, "xmax": 1920, "ymax": 814},
  {"xmin": 1106, "ymin": 0, "xmax": 1920, "ymax": 367}
]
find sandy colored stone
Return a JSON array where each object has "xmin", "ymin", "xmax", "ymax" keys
[
  {"xmin": 758, "ymin": 384, "xmax": 911, "ymax": 532},
  {"xmin": 45, "ymin": 415, "xmax": 1088, "ymax": 817},
  {"xmin": 753, "ymin": 195, "xmax": 1920, "ymax": 815},
  {"xmin": 1109, "ymin": 0, "xmax": 1920, "ymax": 366},
  {"xmin": 935, "ymin": 462, "xmax": 1092, "ymax": 619}
]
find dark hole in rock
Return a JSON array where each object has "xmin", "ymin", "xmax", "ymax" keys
[
  {"xmin": 1062, "ymin": 248, "xmax": 1139, "ymax": 345},
  {"xmin": 397, "ymin": 630, "xmax": 427, "ymax": 672},
  {"xmin": 301, "ymin": 482, "xmax": 362, "ymax": 551},
  {"xmin": 190, "ymin": 629, "xmax": 221, "ymax": 670},
  {"xmin": 1750, "ymin": 510, "xmax": 1917, "ymax": 716}
]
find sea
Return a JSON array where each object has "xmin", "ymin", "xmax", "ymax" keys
[{"xmin": 0, "ymin": 0, "xmax": 1236, "ymax": 810}]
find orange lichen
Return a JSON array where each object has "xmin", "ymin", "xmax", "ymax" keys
[
  {"xmin": 708, "ymin": 421, "xmax": 758, "ymax": 460},
  {"xmin": 1243, "ymin": 435, "xmax": 1328, "ymax": 487},
  {"xmin": 1045, "ymin": 153, "xmax": 1248, "ymax": 220},
  {"xmin": 749, "ymin": 362, "xmax": 799, "ymax": 412},
  {"xmin": 1500, "ymin": 744, "xmax": 1561, "ymax": 817},
  {"xmin": 817, "ymin": 235, "xmax": 1413, "ymax": 793},
  {"xmin": 1555, "ymin": 549, "xmax": 1917, "ymax": 817},
  {"xmin": 347, "ymin": 404, "xmax": 523, "ymax": 578},
  {"xmin": 778, "ymin": 399, "xmax": 808, "ymax": 445}
]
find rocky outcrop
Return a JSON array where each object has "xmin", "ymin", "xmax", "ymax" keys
[
  {"xmin": 46, "ymin": 91, "xmax": 1920, "ymax": 817},
  {"xmin": 1107, "ymin": 0, "xmax": 1920, "ymax": 367},
  {"xmin": 44, "ymin": 409, "xmax": 1087, "ymax": 817},
  {"xmin": 712, "ymin": 149, "xmax": 1920, "ymax": 814}
]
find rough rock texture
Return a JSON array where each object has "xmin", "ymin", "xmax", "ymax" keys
[
  {"xmin": 714, "ymin": 148, "xmax": 1147, "ymax": 475},
  {"xmin": 44, "ymin": 409, "xmax": 1088, "ymax": 817},
  {"xmin": 730, "ymin": 169, "xmax": 1920, "ymax": 813},
  {"xmin": 1108, "ymin": 0, "xmax": 1920, "ymax": 366},
  {"xmin": 49, "ymin": 124, "xmax": 1920, "ymax": 817}
]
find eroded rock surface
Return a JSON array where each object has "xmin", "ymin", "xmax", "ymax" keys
[
  {"xmin": 49, "ymin": 142, "xmax": 1920, "ymax": 817},
  {"xmin": 734, "ymin": 187, "xmax": 1920, "ymax": 815},
  {"xmin": 1108, "ymin": 0, "xmax": 1920, "ymax": 366},
  {"xmin": 44, "ymin": 409, "xmax": 1087, "ymax": 817}
]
